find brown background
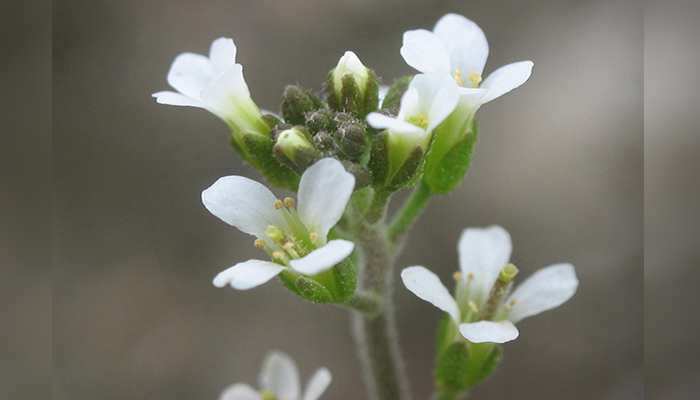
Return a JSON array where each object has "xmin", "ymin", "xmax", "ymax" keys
[{"xmin": 53, "ymin": 0, "xmax": 643, "ymax": 399}]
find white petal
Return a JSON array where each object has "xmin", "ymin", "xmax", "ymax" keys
[
  {"xmin": 426, "ymin": 83, "xmax": 459, "ymax": 133},
  {"xmin": 209, "ymin": 37, "xmax": 238, "ymax": 75},
  {"xmin": 200, "ymin": 64, "xmax": 262, "ymax": 126},
  {"xmin": 400, "ymin": 266, "xmax": 461, "ymax": 324},
  {"xmin": 152, "ymin": 91, "xmax": 204, "ymax": 108},
  {"xmin": 433, "ymin": 13, "xmax": 489, "ymax": 76},
  {"xmin": 201, "ymin": 176, "xmax": 287, "ymax": 238},
  {"xmin": 302, "ymin": 368, "xmax": 332, "ymax": 400},
  {"xmin": 219, "ymin": 383, "xmax": 262, "ymax": 400},
  {"xmin": 458, "ymin": 226, "xmax": 512, "ymax": 302},
  {"xmin": 297, "ymin": 158, "xmax": 355, "ymax": 241},
  {"xmin": 289, "ymin": 240, "xmax": 354, "ymax": 276},
  {"xmin": 459, "ymin": 320, "xmax": 519, "ymax": 343},
  {"xmin": 506, "ymin": 263, "xmax": 579, "ymax": 324},
  {"xmin": 400, "ymin": 29, "xmax": 451, "ymax": 74},
  {"xmin": 213, "ymin": 260, "xmax": 287, "ymax": 290},
  {"xmin": 366, "ymin": 113, "xmax": 425, "ymax": 136},
  {"xmin": 259, "ymin": 351, "xmax": 301, "ymax": 400},
  {"xmin": 480, "ymin": 61, "xmax": 534, "ymax": 104},
  {"xmin": 167, "ymin": 52, "xmax": 215, "ymax": 100}
]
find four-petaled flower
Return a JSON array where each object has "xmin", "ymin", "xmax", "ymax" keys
[
  {"xmin": 220, "ymin": 350, "xmax": 331, "ymax": 400},
  {"xmin": 401, "ymin": 225, "xmax": 578, "ymax": 343},
  {"xmin": 203, "ymin": 158, "xmax": 356, "ymax": 290},
  {"xmin": 152, "ymin": 37, "xmax": 268, "ymax": 136},
  {"xmin": 400, "ymin": 13, "xmax": 534, "ymax": 114}
]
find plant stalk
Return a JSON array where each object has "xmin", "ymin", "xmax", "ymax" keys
[{"xmin": 388, "ymin": 181, "xmax": 432, "ymax": 248}]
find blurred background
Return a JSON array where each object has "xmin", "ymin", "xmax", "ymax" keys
[{"xmin": 53, "ymin": 0, "xmax": 643, "ymax": 399}]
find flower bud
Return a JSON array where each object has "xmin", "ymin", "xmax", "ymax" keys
[
  {"xmin": 305, "ymin": 109, "xmax": 337, "ymax": 134},
  {"xmin": 239, "ymin": 132, "xmax": 299, "ymax": 191},
  {"xmin": 313, "ymin": 131, "xmax": 337, "ymax": 155},
  {"xmin": 325, "ymin": 51, "xmax": 379, "ymax": 118},
  {"xmin": 281, "ymin": 85, "xmax": 323, "ymax": 125},
  {"xmin": 334, "ymin": 121, "xmax": 366, "ymax": 161},
  {"xmin": 368, "ymin": 128, "xmax": 427, "ymax": 190},
  {"xmin": 273, "ymin": 126, "xmax": 320, "ymax": 173}
]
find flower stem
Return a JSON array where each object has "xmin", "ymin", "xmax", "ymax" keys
[
  {"xmin": 351, "ymin": 201, "xmax": 411, "ymax": 400},
  {"xmin": 388, "ymin": 181, "xmax": 432, "ymax": 248},
  {"xmin": 343, "ymin": 290, "xmax": 382, "ymax": 316}
]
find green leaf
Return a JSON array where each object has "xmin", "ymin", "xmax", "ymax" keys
[
  {"xmin": 242, "ymin": 133, "xmax": 300, "ymax": 191},
  {"xmin": 424, "ymin": 121, "xmax": 479, "ymax": 195}
]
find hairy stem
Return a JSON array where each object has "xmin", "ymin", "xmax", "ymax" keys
[
  {"xmin": 388, "ymin": 181, "xmax": 432, "ymax": 248},
  {"xmin": 343, "ymin": 290, "xmax": 382, "ymax": 316},
  {"xmin": 351, "ymin": 198, "xmax": 411, "ymax": 400}
]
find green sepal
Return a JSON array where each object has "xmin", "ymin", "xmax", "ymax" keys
[
  {"xmin": 261, "ymin": 113, "xmax": 282, "ymax": 130},
  {"xmin": 278, "ymin": 270, "xmax": 302, "ymax": 297},
  {"xmin": 382, "ymin": 76, "xmax": 412, "ymax": 110},
  {"xmin": 467, "ymin": 344, "xmax": 503, "ymax": 388},
  {"xmin": 368, "ymin": 130, "xmax": 390, "ymax": 186},
  {"xmin": 281, "ymin": 85, "xmax": 323, "ymax": 125},
  {"xmin": 423, "ymin": 121, "xmax": 479, "ymax": 195},
  {"xmin": 332, "ymin": 259, "xmax": 357, "ymax": 301},
  {"xmin": 435, "ymin": 342, "xmax": 471, "ymax": 396},
  {"xmin": 341, "ymin": 161, "xmax": 371, "ymax": 190},
  {"xmin": 362, "ymin": 69, "xmax": 380, "ymax": 117},
  {"xmin": 295, "ymin": 276, "xmax": 334, "ymax": 303},
  {"xmin": 305, "ymin": 109, "xmax": 337, "ymax": 134},
  {"xmin": 436, "ymin": 314, "xmax": 458, "ymax": 356},
  {"xmin": 335, "ymin": 121, "xmax": 366, "ymax": 161},
  {"xmin": 340, "ymin": 74, "xmax": 361, "ymax": 114},
  {"xmin": 241, "ymin": 133, "xmax": 300, "ymax": 191},
  {"xmin": 388, "ymin": 146, "xmax": 424, "ymax": 190}
]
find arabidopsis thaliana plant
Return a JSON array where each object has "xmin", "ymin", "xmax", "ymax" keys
[
  {"xmin": 401, "ymin": 225, "xmax": 578, "ymax": 343},
  {"xmin": 220, "ymin": 350, "xmax": 331, "ymax": 400},
  {"xmin": 203, "ymin": 158, "xmax": 356, "ymax": 290}
]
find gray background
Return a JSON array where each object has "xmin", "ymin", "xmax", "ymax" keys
[{"xmin": 53, "ymin": 0, "xmax": 643, "ymax": 399}]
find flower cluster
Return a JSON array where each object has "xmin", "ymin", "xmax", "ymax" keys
[{"xmin": 153, "ymin": 12, "xmax": 576, "ymax": 400}]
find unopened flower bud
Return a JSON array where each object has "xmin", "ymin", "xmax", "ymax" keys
[
  {"xmin": 281, "ymin": 85, "xmax": 323, "ymax": 125},
  {"xmin": 334, "ymin": 121, "xmax": 366, "ymax": 161},
  {"xmin": 273, "ymin": 126, "xmax": 320, "ymax": 173},
  {"xmin": 305, "ymin": 109, "xmax": 337, "ymax": 134},
  {"xmin": 325, "ymin": 51, "xmax": 379, "ymax": 117}
]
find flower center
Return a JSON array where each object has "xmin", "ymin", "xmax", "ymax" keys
[
  {"xmin": 454, "ymin": 69, "xmax": 482, "ymax": 88},
  {"xmin": 255, "ymin": 198, "xmax": 319, "ymax": 264},
  {"xmin": 406, "ymin": 114, "xmax": 429, "ymax": 129},
  {"xmin": 261, "ymin": 390, "xmax": 277, "ymax": 400}
]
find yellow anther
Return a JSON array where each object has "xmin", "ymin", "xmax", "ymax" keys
[
  {"xmin": 284, "ymin": 197, "xmax": 295, "ymax": 208},
  {"xmin": 274, "ymin": 199, "xmax": 284, "ymax": 210},
  {"xmin": 504, "ymin": 299, "xmax": 518, "ymax": 310},
  {"xmin": 455, "ymin": 69, "xmax": 463, "ymax": 86},
  {"xmin": 283, "ymin": 242, "xmax": 295, "ymax": 250},
  {"xmin": 272, "ymin": 251, "xmax": 284, "ymax": 260},
  {"xmin": 469, "ymin": 300, "xmax": 479, "ymax": 313},
  {"xmin": 254, "ymin": 239, "xmax": 267, "ymax": 249},
  {"xmin": 261, "ymin": 390, "xmax": 276, "ymax": 400},
  {"xmin": 453, "ymin": 271, "xmax": 463, "ymax": 282},
  {"xmin": 407, "ymin": 114, "xmax": 429, "ymax": 129},
  {"xmin": 309, "ymin": 232, "xmax": 318, "ymax": 244},
  {"xmin": 469, "ymin": 72, "xmax": 482, "ymax": 87},
  {"xmin": 467, "ymin": 273, "xmax": 475, "ymax": 281}
]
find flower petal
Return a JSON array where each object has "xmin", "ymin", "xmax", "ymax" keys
[
  {"xmin": 297, "ymin": 158, "xmax": 355, "ymax": 241},
  {"xmin": 209, "ymin": 37, "xmax": 238, "ymax": 75},
  {"xmin": 213, "ymin": 260, "xmax": 287, "ymax": 290},
  {"xmin": 400, "ymin": 29, "xmax": 451, "ymax": 74},
  {"xmin": 167, "ymin": 52, "xmax": 215, "ymax": 100},
  {"xmin": 400, "ymin": 266, "xmax": 461, "ymax": 324},
  {"xmin": 152, "ymin": 91, "xmax": 204, "ymax": 108},
  {"xmin": 459, "ymin": 320, "xmax": 519, "ymax": 343},
  {"xmin": 259, "ymin": 351, "xmax": 301, "ymax": 400},
  {"xmin": 219, "ymin": 383, "xmax": 262, "ymax": 400},
  {"xmin": 301, "ymin": 368, "xmax": 332, "ymax": 400},
  {"xmin": 506, "ymin": 263, "xmax": 578, "ymax": 324},
  {"xmin": 366, "ymin": 113, "xmax": 425, "ymax": 136},
  {"xmin": 480, "ymin": 61, "xmax": 534, "ymax": 104},
  {"xmin": 289, "ymin": 240, "xmax": 354, "ymax": 276},
  {"xmin": 201, "ymin": 176, "xmax": 287, "ymax": 238},
  {"xmin": 433, "ymin": 13, "xmax": 489, "ymax": 76},
  {"xmin": 458, "ymin": 226, "xmax": 512, "ymax": 302},
  {"xmin": 200, "ymin": 64, "xmax": 263, "ymax": 129}
]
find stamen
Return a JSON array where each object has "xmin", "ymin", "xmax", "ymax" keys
[
  {"xmin": 284, "ymin": 197, "xmax": 295, "ymax": 208},
  {"xmin": 283, "ymin": 242, "xmax": 294, "ymax": 250},
  {"xmin": 407, "ymin": 114, "xmax": 429, "ymax": 129},
  {"xmin": 469, "ymin": 72, "xmax": 482, "ymax": 87},
  {"xmin": 254, "ymin": 239, "xmax": 267, "ymax": 249},
  {"xmin": 309, "ymin": 232, "xmax": 318, "ymax": 244},
  {"xmin": 469, "ymin": 301, "xmax": 479, "ymax": 313},
  {"xmin": 453, "ymin": 271, "xmax": 463, "ymax": 282},
  {"xmin": 467, "ymin": 273, "xmax": 475, "ymax": 281},
  {"xmin": 272, "ymin": 251, "xmax": 284, "ymax": 260},
  {"xmin": 274, "ymin": 199, "xmax": 284, "ymax": 210},
  {"xmin": 261, "ymin": 390, "xmax": 276, "ymax": 400},
  {"xmin": 455, "ymin": 69, "xmax": 464, "ymax": 86}
]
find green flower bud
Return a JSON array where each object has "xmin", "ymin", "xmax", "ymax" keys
[
  {"xmin": 368, "ymin": 127, "xmax": 427, "ymax": 190},
  {"xmin": 334, "ymin": 121, "xmax": 366, "ymax": 161},
  {"xmin": 281, "ymin": 85, "xmax": 323, "ymax": 125},
  {"xmin": 313, "ymin": 131, "xmax": 337, "ymax": 155},
  {"xmin": 341, "ymin": 161, "xmax": 371, "ymax": 190},
  {"xmin": 325, "ymin": 51, "xmax": 379, "ymax": 118},
  {"xmin": 305, "ymin": 109, "xmax": 337, "ymax": 134},
  {"xmin": 273, "ymin": 126, "xmax": 320, "ymax": 174},
  {"xmin": 237, "ymin": 132, "xmax": 299, "ymax": 191}
]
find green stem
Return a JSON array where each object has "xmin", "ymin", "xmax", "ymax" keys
[
  {"xmin": 366, "ymin": 188, "xmax": 392, "ymax": 224},
  {"xmin": 388, "ymin": 181, "xmax": 433, "ymax": 248},
  {"xmin": 351, "ymin": 200, "xmax": 411, "ymax": 400},
  {"xmin": 343, "ymin": 290, "xmax": 382, "ymax": 316},
  {"xmin": 433, "ymin": 393, "xmax": 459, "ymax": 400}
]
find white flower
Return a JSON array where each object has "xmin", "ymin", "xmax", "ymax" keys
[
  {"xmin": 203, "ymin": 158, "xmax": 356, "ymax": 290},
  {"xmin": 401, "ymin": 226, "xmax": 578, "ymax": 343},
  {"xmin": 332, "ymin": 51, "xmax": 370, "ymax": 99},
  {"xmin": 220, "ymin": 350, "xmax": 332, "ymax": 400},
  {"xmin": 400, "ymin": 13, "xmax": 533, "ymax": 113},
  {"xmin": 152, "ymin": 37, "xmax": 268, "ymax": 135}
]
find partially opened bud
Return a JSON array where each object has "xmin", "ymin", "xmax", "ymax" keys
[
  {"xmin": 326, "ymin": 51, "xmax": 379, "ymax": 118},
  {"xmin": 273, "ymin": 126, "xmax": 320, "ymax": 173}
]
